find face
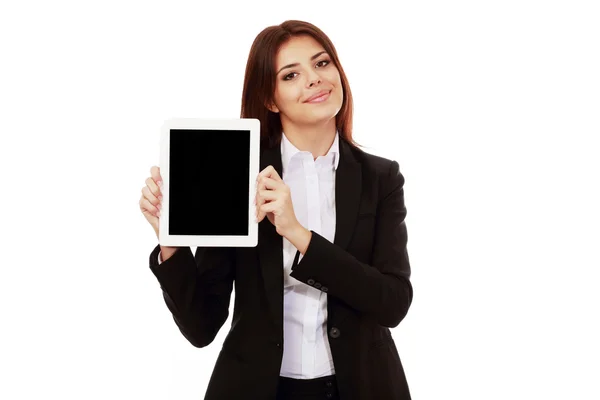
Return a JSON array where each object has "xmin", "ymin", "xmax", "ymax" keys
[{"xmin": 269, "ymin": 35, "xmax": 344, "ymax": 127}]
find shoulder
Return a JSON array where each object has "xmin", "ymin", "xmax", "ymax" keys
[{"xmin": 348, "ymin": 145, "xmax": 405, "ymax": 192}]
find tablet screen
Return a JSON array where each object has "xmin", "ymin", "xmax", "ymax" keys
[{"xmin": 168, "ymin": 129, "xmax": 250, "ymax": 236}]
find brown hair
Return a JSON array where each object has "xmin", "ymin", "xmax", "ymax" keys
[{"xmin": 240, "ymin": 20, "xmax": 361, "ymax": 150}]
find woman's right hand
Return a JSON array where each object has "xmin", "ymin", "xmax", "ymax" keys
[
  {"xmin": 139, "ymin": 166, "xmax": 164, "ymax": 239},
  {"xmin": 140, "ymin": 166, "xmax": 180, "ymax": 262}
]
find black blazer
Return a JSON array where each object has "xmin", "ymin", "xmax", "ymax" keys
[{"xmin": 149, "ymin": 136, "xmax": 413, "ymax": 399}]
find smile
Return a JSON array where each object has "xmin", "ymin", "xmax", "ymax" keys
[{"xmin": 305, "ymin": 90, "xmax": 331, "ymax": 104}]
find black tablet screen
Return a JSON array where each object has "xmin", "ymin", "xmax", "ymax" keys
[{"xmin": 168, "ymin": 129, "xmax": 251, "ymax": 236}]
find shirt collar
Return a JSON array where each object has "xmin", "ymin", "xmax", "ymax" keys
[{"xmin": 281, "ymin": 130, "xmax": 340, "ymax": 173}]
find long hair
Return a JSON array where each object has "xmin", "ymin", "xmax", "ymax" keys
[{"xmin": 240, "ymin": 20, "xmax": 360, "ymax": 150}]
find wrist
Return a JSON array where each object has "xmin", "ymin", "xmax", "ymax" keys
[{"xmin": 285, "ymin": 223, "xmax": 312, "ymax": 255}]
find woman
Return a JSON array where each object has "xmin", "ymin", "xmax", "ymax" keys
[{"xmin": 139, "ymin": 20, "xmax": 413, "ymax": 400}]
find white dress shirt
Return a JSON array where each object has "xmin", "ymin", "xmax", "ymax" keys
[
  {"xmin": 157, "ymin": 131, "xmax": 340, "ymax": 379},
  {"xmin": 279, "ymin": 131, "xmax": 339, "ymax": 379}
]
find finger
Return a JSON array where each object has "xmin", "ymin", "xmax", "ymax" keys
[
  {"xmin": 256, "ymin": 176, "xmax": 287, "ymax": 222},
  {"xmin": 255, "ymin": 177, "xmax": 279, "ymax": 222},
  {"xmin": 259, "ymin": 201, "xmax": 277, "ymax": 215},
  {"xmin": 263, "ymin": 177, "xmax": 282, "ymax": 190},
  {"xmin": 255, "ymin": 186, "xmax": 277, "ymax": 222},
  {"xmin": 257, "ymin": 176, "xmax": 283, "ymax": 191},
  {"xmin": 256, "ymin": 165, "xmax": 282, "ymax": 183},
  {"xmin": 257, "ymin": 189, "xmax": 278, "ymax": 202},
  {"xmin": 140, "ymin": 195, "xmax": 161, "ymax": 217},
  {"xmin": 150, "ymin": 166, "xmax": 163, "ymax": 187},
  {"xmin": 256, "ymin": 165, "xmax": 274, "ymax": 182},
  {"xmin": 146, "ymin": 176, "xmax": 162, "ymax": 199},
  {"xmin": 142, "ymin": 186, "xmax": 162, "ymax": 209},
  {"xmin": 256, "ymin": 204, "xmax": 269, "ymax": 223},
  {"xmin": 256, "ymin": 206, "xmax": 265, "ymax": 223},
  {"xmin": 255, "ymin": 177, "xmax": 269, "ymax": 210},
  {"xmin": 255, "ymin": 194, "xmax": 266, "ymax": 222}
]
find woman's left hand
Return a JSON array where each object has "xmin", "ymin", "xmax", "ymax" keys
[{"xmin": 255, "ymin": 165, "xmax": 300, "ymax": 237}]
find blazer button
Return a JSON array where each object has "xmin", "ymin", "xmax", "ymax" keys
[
  {"xmin": 329, "ymin": 327, "xmax": 341, "ymax": 339},
  {"xmin": 307, "ymin": 278, "xmax": 315, "ymax": 286},
  {"xmin": 321, "ymin": 286, "xmax": 329, "ymax": 292},
  {"xmin": 314, "ymin": 282, "xmax": 322, "ymax": 289}
]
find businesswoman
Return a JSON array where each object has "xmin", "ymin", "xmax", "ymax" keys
[{"xmin": 139, "ymin": 20, "xmax": 413, "ymax": 400}]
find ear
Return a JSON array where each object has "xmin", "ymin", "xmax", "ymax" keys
[{"xmin": 265, "ymin": 101, "xmax": 279, "ymax": 113}]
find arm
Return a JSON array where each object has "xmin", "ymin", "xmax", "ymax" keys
[
  {"xmin": 149, "ymin": 245, "xmax": 235, "ymax": 347},
  {"xmin": 289, "ymin": 161, "xmax": 412, "ymax": 327},
  {"xmin": 157, "ymin": 245, "xmax": 178, "ymax": 264}
]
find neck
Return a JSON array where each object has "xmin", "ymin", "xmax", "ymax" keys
[{"xmin": 280, "ymin": 117, "xmax": 337, "ymax": 160}]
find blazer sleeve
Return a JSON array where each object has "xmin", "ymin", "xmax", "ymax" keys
[
  {"xmin": 289, "ymin": 160, "xmax": 412, "ymax": 328},
  {"xmin": 149, "ymin": 245, "xmax": 235, "ymax": 347}
]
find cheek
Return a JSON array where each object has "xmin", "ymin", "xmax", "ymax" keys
[
  {"xmin": 330, "ymin": 79, "xmax": 344, "ymax": 104},
  {"xmin": 324, "ymin": 68, "xmax": 342, "ymax": 85},
  {"xmin": 325, "ymin": 71, "xmax": 343, "ymax": 96},
  {"xmin": 275, "ymin": 84, "xmax": 303, "ymax": 110}
]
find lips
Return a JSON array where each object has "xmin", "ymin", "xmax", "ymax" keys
[{"xmin": 304, "ymin": 90, "xmax": 331, "ymax": 103}]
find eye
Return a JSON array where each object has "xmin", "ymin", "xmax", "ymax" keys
[{"xmin": 282, "ymin": 59, "xmax": 331, "ymax": 81}]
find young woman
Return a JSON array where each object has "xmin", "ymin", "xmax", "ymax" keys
[{"xmin": 139, "ymin": 20, "xmax": 413, "ymax": 400}]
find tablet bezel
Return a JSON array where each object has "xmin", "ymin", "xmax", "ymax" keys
[{"xmin": 158, "ymin": 118, "xmax": 260, "ymax": 247}]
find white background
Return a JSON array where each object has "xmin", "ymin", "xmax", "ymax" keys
[{"xmin": 1, "ymin": 0, "xmax": 599, "ymax": 399}]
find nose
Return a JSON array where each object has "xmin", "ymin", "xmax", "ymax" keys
[{"xmin": 306, "ymin": 70, "xmax": 322, "ymax": 88}]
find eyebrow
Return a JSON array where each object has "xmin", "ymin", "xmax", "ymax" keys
[{"xmin": 276, "ymin": 51, "xmax": 328, "ymax": 75}]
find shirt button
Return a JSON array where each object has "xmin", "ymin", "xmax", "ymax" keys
[
  {"xmin": 314, "ymin": 282, "xmax": 322, "ymax": 289},
  {"xmin": 329, "ymin": 327, "xmax": 341, "ymax": 338},
  {"xmin": 307, "ymin": 278, "xmax": 315, "ymax": 286},
  {"xmin": 321, "ymin": 286, "xmax": 329, "ymax": 292}
]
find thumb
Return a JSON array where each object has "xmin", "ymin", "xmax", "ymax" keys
[{"xmin": 143, "ymin": 210, "xmax": 159, "ymax": 235}]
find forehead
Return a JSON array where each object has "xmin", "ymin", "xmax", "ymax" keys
[{"xmin": 276, "ymin": 35, "xmax": 325, "ymax": 64}]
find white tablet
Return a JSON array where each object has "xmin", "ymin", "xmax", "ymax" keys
[{"xmin": 158, "ymin": 118, "xmax": 260, "ymax": 247}]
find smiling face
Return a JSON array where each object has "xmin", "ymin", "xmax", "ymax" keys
[{"xmin": 269, "ymin": 35, "xmax": 344, "ymax": 128}]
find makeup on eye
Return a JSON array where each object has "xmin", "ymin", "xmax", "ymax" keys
[{"xmin": 282, "ymin": 59, "xmax": 331, "ymax": 81}]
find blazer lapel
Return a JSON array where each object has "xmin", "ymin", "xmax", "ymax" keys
[
  {"xmin": 257, "ymin": 142, "xmax": 285, "ymax": 333},
  {"xmin": 258, "ymin": 137, "xmax": 362, "ymax": 332},
  {"xmin": 333, "ymin": 136, "xmax": 361, "ymax": 251},
  {"xmin": 330, "ymin": 138, "xmax": 361, "ymax": 327}
]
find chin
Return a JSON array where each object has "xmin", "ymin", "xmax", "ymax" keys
[
  {"xmin": 302, "ymin": 110, "xmax": 339, "ymax": 125},
  {"xmin": 303, "ymin": 103, "xmax": 342, "ymax": 124}
]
